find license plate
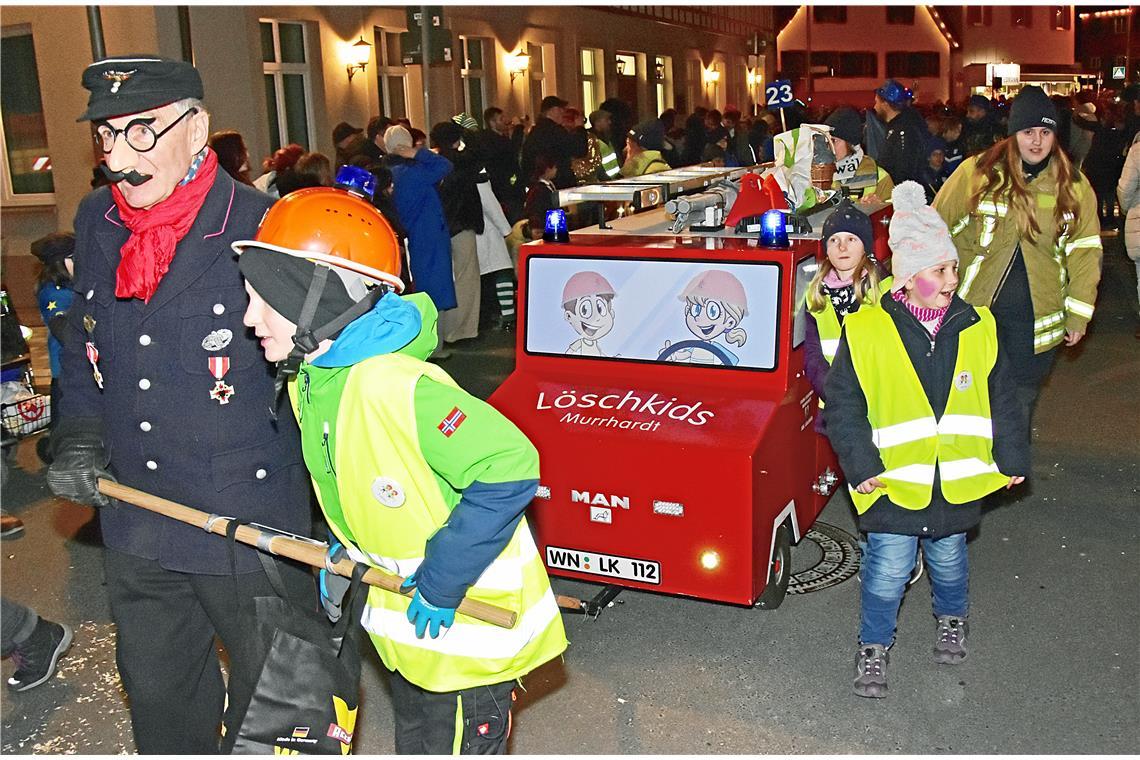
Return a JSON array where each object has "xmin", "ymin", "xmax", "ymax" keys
[{"xmin": 545, "ymin": 546, "xmax": 660, "ymax": 585}]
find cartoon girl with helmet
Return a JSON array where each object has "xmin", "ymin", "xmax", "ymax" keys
[
  {"xmin": 562, "ymin": 271, "xmax": 616, "ymax": 356},
  {"xmin": 659, "ymin": 270, "xmax": 748, "ymax": 365}
]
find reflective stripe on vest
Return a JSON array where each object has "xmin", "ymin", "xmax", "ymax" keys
[
  {"xmin": 844, "ymin": 306, "xmax": 1008, "ymax": 513},
  {"xmin": 323, "ymin": 353, "xmax": 567, "ymax": 693},
  {"xmin": 598, "ymin": 140, "xmax": 621, "ymax": 179},
  {"xmin": 950, "ymin": 215, "xmax": 970, "ymax": 237}
]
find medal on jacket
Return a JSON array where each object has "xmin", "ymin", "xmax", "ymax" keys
[
  {"xmin": 208, "ymin": 356, "xmax": 234, "ymax": 405},
  {"xmin": 83, "ymin": 314, "xmax": 104, "ymax": 389},
  {"xmin": 85, "ymin": 341, "xmax": 104, "ymax": 390}
]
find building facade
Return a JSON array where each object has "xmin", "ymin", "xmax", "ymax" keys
[
  {"xmin": 1076, "ymin": 7, "xmax": 1139, "ymax": 93},
  {"xmin": 0, "ymin": 5, "xmax": 774, "ymax": 316},
  {"xmin": 943, "ymin": 5, "xmax": 1080, "ymax": 101},
  {"xmin": 776, "ymin": 5, "xmax": 953, "ymax": 108}
]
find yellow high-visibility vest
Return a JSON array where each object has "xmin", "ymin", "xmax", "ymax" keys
[
  {"xmin": 293, "ymin": 352, "xmax": 567, "ymax": 693},
  {"xmin": 844, "ymin": 305, "xmax": 1009, "ymax": 513}
]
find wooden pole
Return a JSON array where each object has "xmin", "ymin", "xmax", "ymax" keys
[{"xmin": 97, "ymin": 479, "xmax": 517, "ymax": 629}]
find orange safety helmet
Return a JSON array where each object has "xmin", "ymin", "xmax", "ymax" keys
[{"xmin": 232, "ymin": 186, "xmax": 404, "ymax": 292}]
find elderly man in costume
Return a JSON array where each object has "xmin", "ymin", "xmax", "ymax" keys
[{"xmin": 47, "ymin": 55, "xmax": 313, "ymax": 752}]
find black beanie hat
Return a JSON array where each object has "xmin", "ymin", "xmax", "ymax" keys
[
  {"xmin": 822, "ymin": 200, "xmax": 874, "ymax": 259},
  {"xmin": 238, "ymin": 247, "xmax": 356, "ymax": 330},
  {"xmin": 1007, "ymin": 86, "xmax": 1059, "ymax": 135},
  {"xmin": 824, "ymin": 106, "xmax": 863, "ymax": 147}
]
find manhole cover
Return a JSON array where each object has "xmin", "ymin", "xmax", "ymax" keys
[{"xmin": 787, "ymin": 521, "xmax": 860, "ymax": 595}]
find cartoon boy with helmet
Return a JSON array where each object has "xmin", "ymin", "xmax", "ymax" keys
[
  {"xmin": 660, "ymin": 270, "xmax": 749, "ymax": 365},
  {"xmin": 562, "ymin": 271, "xmax": 617, "ymax": 356}
]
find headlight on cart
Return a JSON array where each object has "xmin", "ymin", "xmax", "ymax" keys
[
  {"xmin": 652, "ymin": 500, "xmax": 684, "ymax": 517},
  {"xmin": 699, "ymin": 550, "xmax": 720, "ymax": 571}
]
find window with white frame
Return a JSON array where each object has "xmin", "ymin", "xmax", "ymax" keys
[
  {"xmin": 580, "ymin": 48, "xmax": 603, "ymax": 116},
  {"xmin": 261, "ymin": 19, "xmax": 314, "ymax": 152},
  {"xmin": 687, "ymin": 57, "xmax": 702, "ymax": 111},
  {"xmin": 655, "ymin": 55, "xmax": 674, "ymax": 116},
  {"xmin": 374, "ymin": 28, "xmax": 409, "ymax": 120},
  {"xmin": 460, "ymin": 37, "xmax": 487, "ymax": 125},
  {"xmin": 1, "ymin": 26, "xmax": 54, "ymax": 204},
  {"xmin": 527, "ymin": 42, "xmax": 549, "ymax": 120}
]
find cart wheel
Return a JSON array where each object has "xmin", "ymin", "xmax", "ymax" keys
[{"xmin": 755, "ymin": 523, "xmax": 792, "ymax": 610}]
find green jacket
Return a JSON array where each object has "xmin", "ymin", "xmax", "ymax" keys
[{"xmin": 932, "ymin": 153, "xmax": 1102, "ymax": 352}]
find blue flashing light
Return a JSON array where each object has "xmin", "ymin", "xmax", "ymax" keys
[
  {"xmin": 759, "ymin": 209, "xmax": 790, "ymax": 248},
  {"xmin": 544, "ymin": 208, "xmax": 570, "ymax": 243},
  {"xmin": 333, "ymin": 165, "xmax": 376, "ymax": 201}
]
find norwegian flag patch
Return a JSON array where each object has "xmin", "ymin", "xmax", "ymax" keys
[{"xmin": 438, "ymin": 407, "xmax": 467, "ymax": 437}]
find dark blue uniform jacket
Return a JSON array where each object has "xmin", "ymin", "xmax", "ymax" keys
[{"xmin": 60, "ymin": 172, "xmax": 311, "ymax": 574}]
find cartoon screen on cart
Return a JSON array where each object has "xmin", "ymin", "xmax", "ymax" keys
[{"xmin": 525, "ymin": 256, "xmax": 780, "ymax": 370}]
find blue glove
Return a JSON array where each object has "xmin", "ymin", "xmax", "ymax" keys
[
  {"xmin": 319, "ymin": 542, "xmax": 350, "ymax": 623},
  {"xmin": 401, "ymin": 573, "xmax": 456, "ymax": 639}
]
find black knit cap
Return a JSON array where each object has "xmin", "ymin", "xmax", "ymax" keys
[
  {"xmin": 238, "ymin": 247, "xmax": 356, "ymax": 329},
  {"xmin": 78, "ymin": 55, "xmax": 203, "ymax": 122},
  {"xmin": 822, "ymin": 200, "xmax": 874, "ymax": 258},
  {"xmin": 824, "ymin": 106, "xmax": 863, "ymax": 146},
  {"xmin": 1007, "ymin": 85, "xmax": 1059, "ymax": 135}
]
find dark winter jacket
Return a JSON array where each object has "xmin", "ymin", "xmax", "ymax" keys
[
  {"xmin": 476, "ymin": 127, "xmax": 525, "ymax": 221},
  {"xmin": 437, "ymin": 147, "xmax": 485, "ymax": 237},
  {"xmin": 823, "ymin": 293, "xmax": 1028, "ymax": 538},
  {"xmin": 520, "ymin": 116, "xmax": 588, "ymax": 190},
  {"xmin": 878, "ymin": 107, "xmax": 932, "ymax": 199}
]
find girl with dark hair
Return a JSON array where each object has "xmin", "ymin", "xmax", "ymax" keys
[
  {"xmin": 933, "ymin": 86, "xmax": 1101, "ymax": 424},
  {"xmin": 207, "ymin": 130, "xmax": 252, "ymax": 185}
]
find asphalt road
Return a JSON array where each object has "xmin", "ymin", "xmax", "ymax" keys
[{"xmin": 2, "ymin": 236, "xmax": 1137, "ymax": 754}]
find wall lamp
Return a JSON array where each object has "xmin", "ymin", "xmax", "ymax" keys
[
  {"xmin": 655, "ymin": 60, "xmax": 666, "ymax": 80},
  {"xmin": 345, "ymin": 36, "xmax": 372, "ymax": 81},
  {"xmin": 746, "ymin": 69, "xmax": 758, "ymax": 86},
  {"xmin": 616, "ymin": 57, "xmax": 627, "ymax": 76},
  {"xmin": 507, "ymin": 51, "xmax": 530, "ymax": 83},
  {"xmin": 704, "ymin": 68, "xmax": 721, "ymax": 84}
]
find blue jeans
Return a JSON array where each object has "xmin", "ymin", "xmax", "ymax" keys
[{"xmin": 859, "ymin": 532, "xmax": 968, "ymax": 646}]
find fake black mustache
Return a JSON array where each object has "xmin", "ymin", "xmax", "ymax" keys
[{"xmin": 100, "ymin": 164, "xmax": 152, "ymax": 186}]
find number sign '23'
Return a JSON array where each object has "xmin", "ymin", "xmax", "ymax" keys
[{"xmin": 766, "ymin": 80, "xmax": 795, "ymax": 110}]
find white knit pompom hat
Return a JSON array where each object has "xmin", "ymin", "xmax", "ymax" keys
[{"xmin": 887, "ymin": 181, "xmax": 958, "ymax": 292}]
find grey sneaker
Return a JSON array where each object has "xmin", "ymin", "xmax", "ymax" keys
[
  {"xmin": 6, "ymin": 619, "xmax": 73, "ymax": 692},
  {"xmin": 933, "ymin": 615, "xmax": 969, "ymax": 664},
  {"xmin": 853, "ymin": 644, "xmax": 889, "ymax": 698}
]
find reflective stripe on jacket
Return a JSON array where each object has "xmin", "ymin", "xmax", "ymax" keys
[
  {"xmin": 844, "ymin": 305, "xmax": 1009, "ymax": 513},
  {"xmin": 932, "ymin": 153, "xmax": 1102, "ymax": 353}
]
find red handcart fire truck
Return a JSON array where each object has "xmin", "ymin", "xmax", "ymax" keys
[{"xmin": 489, "ymin": 165, "xmax": 891, "ymax": 612}]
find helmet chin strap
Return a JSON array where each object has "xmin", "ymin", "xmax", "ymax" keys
[{"xmin": 269, "ymin": 265, "xmax": 387, "ymax": 420}]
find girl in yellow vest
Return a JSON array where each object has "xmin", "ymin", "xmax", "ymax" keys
[
  {"xmin": 823, "ymin": 181, "xmax": 1028, "ymax": 699},
  {"xmin": 803, "ymin": 200, "xmax": 887, "ymax": 431},
  {"xmin": 234, "ymin": 185, "xmax": 567, "ymax": 753}
]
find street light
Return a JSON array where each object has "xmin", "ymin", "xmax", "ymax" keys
[{"xmin": 345, "ymin": 36, "xmax": 372, "ymax": 82}]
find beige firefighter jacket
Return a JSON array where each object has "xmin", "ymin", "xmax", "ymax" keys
[{"xmin": 932, "ymin": 153, "xmax": 1102, "ymax": 353}]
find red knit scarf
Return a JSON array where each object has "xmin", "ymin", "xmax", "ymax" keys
[{"xmin": 111, "ymin": 149, "xmax": 219, "ymax": 303}]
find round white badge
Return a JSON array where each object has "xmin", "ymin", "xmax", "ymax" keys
[
  {"xmin": 371, "ymin": 476, "xmax": 406, "ymax": 508},
  {"xmin": 954, "ymin": 370, "xmax": 973, "ymax": 392}
]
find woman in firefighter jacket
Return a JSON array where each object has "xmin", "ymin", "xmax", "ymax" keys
[
  {"xmin": 932, "ymin": 86, "xmax": 1102, "ymax": 421},
  {"xmin": 234, "ymin": 187, "xmax": 567, "ymax": 754}
]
